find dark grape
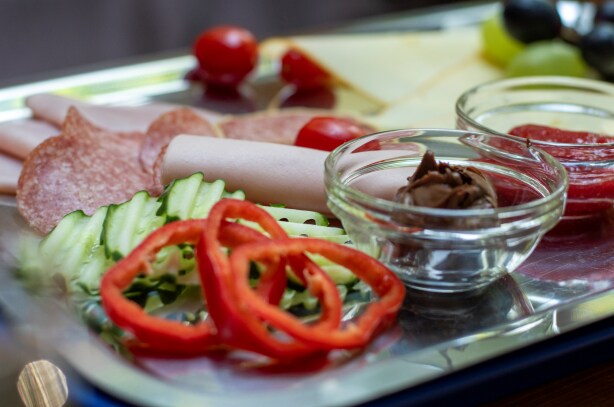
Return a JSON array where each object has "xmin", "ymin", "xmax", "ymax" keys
[
  {"xmin": 596, "ymin": 1, "xmax": 614, "ymax": 24},
  {"xmin": 580, "ymin": 22, "xmax": 614, "ymax": 79},
  {"xmin": 503, "ymin": 0, "xmax": 562, "ymax": 43}
]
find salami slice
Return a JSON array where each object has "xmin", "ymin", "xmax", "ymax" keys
[
  {"xmin": 0, "ymin": 119, "xmax": 59, "ymax": 159},
  {"xmin": 140, "ymin": 108, "xmax": 221, "ymax": 175},
  {"xmin": 17, "ymin": 108, "xmax": 153, "ymax": 234},
  {"xmin": 218, "ymin": 108, "xmax": 377, "ymax": 145}
]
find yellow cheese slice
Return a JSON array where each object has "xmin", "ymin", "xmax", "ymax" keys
[
  {"xmin": 287, "ymin": 27, "xmax": 494, "ymax": 106},
  {"xmin": 260, "ymin": 27, "xmax": 506, "ymax": 130},
  {"xmin": 370, "ymin": 56, "xmax": 503, "ymax": 129}
]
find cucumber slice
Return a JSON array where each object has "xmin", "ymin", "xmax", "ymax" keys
[
  {"xmin": 159, "ymin": 172, "xmax": 241, "ymax": 221},
  {"xmin": 39, "ymin": 210, "xmax": 86, "ymax": 261},
  {"xmin": 223, "ymin": 189, "xmax": 246, "ymax": 200},
  {"xmin": 278, "ymin": 222, "xmax": 345, "ymax": 237},
  {"xmin": 158, "ymin": 172, "xmax": 205, "ymax": 222},
  {"xmin": 238, "ymin": 219, "xmax": 345, "ymax": 238},
  {"xmin": 286, "ymin": 253, "xmax": 357, "ymax": 286},
  {"xmin": 63, "ymin": 206, "xmax": 108, "ymax": 279},
  {"xmin": 76, "ymin": 244, "xmax": 113, "ymax": 294},
  {"xmin": 102, "ymin": 191, "xmax": 163, "ymax": 261},
  {"xmin": 319, "ymin": 265, "xmax": 357, "ymax": 285},
  {"xmin": 38, "ymin": 206, "xmax": 108, "ymax": 290},
  {"xmin": 190, "ymin": 179, "xmax": 226, "ymax": 219},
  {"xmin": 259, "ymin": 205, "xmax": 330, "ymax": 226}
]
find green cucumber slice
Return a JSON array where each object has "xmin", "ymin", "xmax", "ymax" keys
[
  {"xmin": 158, "ymin": 172, "xmax": 205, "ymax": 222},
  {"xmin": 222, "ymin": 189, "xmax": 246, "ymax": 200},
  {"xmin": 238, "ymin": 219, "xmax": 345, "ymax": 238},
  {"xmin": 259, "ymin": 205, "xmax": 330, "ymax": 226},
  {"xmin": 37, "ymin": 206, "xmax": 108, "ymax": 290},
  {"xmin": 191, "ymin": 179, "xmax": 226, "ymax": 219},
  {"xmin": 278, "ymin": 222, "xmax": 345, "ymax": 237},
  {"xmin": 102, "ymin": 191, "xmax": 163, "ymax": 261},
  {"xmin": 62, "ymin": 206, "xmax": 108, "ymax": 279}
]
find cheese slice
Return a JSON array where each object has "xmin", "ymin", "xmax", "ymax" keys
[
  {"xmin": 287, "ymin": 27, "xmax": 492, "ymax": 106},
  {"xmin": 370, "ymin": 55, "xmax": 503, "ymax": 129}
]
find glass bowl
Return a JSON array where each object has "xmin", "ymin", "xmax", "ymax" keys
[
  {"xmin": 456, "ymin": 76, "xmax": 614, "ymax": 221},
  {"xmin": 324, "ymin": 129, "xmax": 567, "ymax": 293}
]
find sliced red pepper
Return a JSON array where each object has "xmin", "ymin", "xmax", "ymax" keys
[
  {"xmin": 100, "ymin": 219, "xmax": 218, "ymax": 354},
  {"xmin": 197, "ymin": 199, "xmax": 341, "ymax": 360},
  {"xmin": 101, "ymin": 198, "xmax": 406, "ymax": 362},
  {"xmin": 229, "ymin": 237, "xmax": 406, "ymax": 350},
  {"xmin": 100, "ymin": 216, "xmax": 291, "ymax": 356}
]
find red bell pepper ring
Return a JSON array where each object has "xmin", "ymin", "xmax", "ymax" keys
[
  {"xmin": 197, "ymin": 199, "xmax": 343, "ymax": 360},
  {"xmin": 229, "ymin": 237, "xmax": 406, "ymax": 350},
  {"xmin": 101, "ymin": 198, "xmax": 405, "ymax": 361},
  {"xmin": 100, "ymin": 219, "xmax": 219, "ymax": 354},
  {"xmin": 100, "ymin": 215, "xmax": 288, "ymax": 356}
]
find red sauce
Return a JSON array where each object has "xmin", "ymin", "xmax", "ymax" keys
[{"xmin": 509, "ymin": 124, "xmax": 614, "ymax": 218}]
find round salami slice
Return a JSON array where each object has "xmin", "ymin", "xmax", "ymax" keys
[
  {"xmin": 218, "ymin": 108, "xmax": 377, "ymax": 145},
  {"xmin": 17, "ymin": 108, "xmax": 153, "ymax": 234},
  {"xmin": 139, "ymin": 108, "xmax": 221, "ymax": 175}
]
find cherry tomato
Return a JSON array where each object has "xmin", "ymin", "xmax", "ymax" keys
[
  {"xmin": 193, "ymin": 26, "xmax": 259, "ymax": 88},
  {"xmin": 281, "ymin": 49, "xmax": 331, "ymax": 90},
  {"xmin": 294, "ymin": 117, "xmax": 369, "ymax": 151}
]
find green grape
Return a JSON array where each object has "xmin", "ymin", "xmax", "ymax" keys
[
  {"xmin": 481, "ymin": 13, "xmax": 525, "ymax": 67},
  {"xmin": 506, "ymin": 41, "xmax": 588, "ymax": 77}
]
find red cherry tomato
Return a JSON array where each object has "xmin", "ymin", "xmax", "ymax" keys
[
  {"xmin": 193, "ymin": 26, "xmax": 258, "ymax": 88},
  {"xmin": 294, "ymin": 117, "xmax": 369, "ymax": 151},
  {"xmin": 281, "ymin": 49, "xmax": 331, "ymax": 90}
]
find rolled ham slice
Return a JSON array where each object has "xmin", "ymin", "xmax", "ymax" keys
[
  {"xmin": 26, "ymin": 94, "xmax": 222, "ymax": 133},
  {"xmin": 0, "ymin": 153, "xmax": 22, "ymax": 194},
  {"xmin": 0, "ymin": 119, "xmax": 59, "ymax": 159},
  {"xmin": 160, "ymin": 135, "xmax": 330, "ymax": 213}
]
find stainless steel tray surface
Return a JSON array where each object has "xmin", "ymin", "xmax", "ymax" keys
[{"xmin": 0, "ymin": 2, "xmax": 612, "ymax": 406}]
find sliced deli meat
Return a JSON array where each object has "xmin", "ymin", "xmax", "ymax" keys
[
  {"xmin": 140, "ymin": 108, "xmax": 221, "ymax": 175},
  {"xmin": 218, "ymin": 108, "xmax": 376, "ymax": 145},
  {"xmin": 17, "ymin": 108, "xmax": 153, "ymax": 234},
  {"xmin": 0, "ymin": 119, "xmax": 59, "ymax": 159},
  {"xmin": 26, "ymin": 93, "xmax": 223, "ymax": 133},
  {"xmin": 0, "ymin": 153, "xmax": 22, "ymax": 194},
  {"xmin": 160, "ymin": 135, "xmax": 330, "ymax": 213}
]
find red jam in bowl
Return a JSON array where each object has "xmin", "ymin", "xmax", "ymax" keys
[{"xmin": 509, "ymin": 124, "xmax": 614, "ymax": 218}]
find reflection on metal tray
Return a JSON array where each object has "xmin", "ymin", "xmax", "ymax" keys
[{"xmin": 0, "ymin": 1, "xmax": 612, "ymax": 406}]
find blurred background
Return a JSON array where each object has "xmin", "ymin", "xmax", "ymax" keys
[{"xmin": 0, "ymin": 0, "xmax": 464, "ymax": 86}]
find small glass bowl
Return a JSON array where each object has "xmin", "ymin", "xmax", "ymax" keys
[
  {"xmin": 456, "ymin": 76, "xmax": 614, "ymax": 221},
  {"xmin": 324, "ymin": 129, "xmax": 567, "ymax": 293}
]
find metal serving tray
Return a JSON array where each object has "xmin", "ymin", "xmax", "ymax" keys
[{"xmin": 0, "ymin": 1, "xmax": 612, "ymax": 406}]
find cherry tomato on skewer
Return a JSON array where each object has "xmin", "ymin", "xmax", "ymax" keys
[{"xmin": 193, "ymin": 25, "xmax": 259, "ymax": 89}]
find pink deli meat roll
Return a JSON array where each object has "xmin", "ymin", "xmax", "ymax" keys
[{"xmin": 160, "ymin": 135, "xmax": 330, "ymax": 213}]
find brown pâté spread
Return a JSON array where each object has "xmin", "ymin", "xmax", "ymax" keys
[{"xmin": 394, "ymin": 151, "xmax": 497, "ymax": 210}]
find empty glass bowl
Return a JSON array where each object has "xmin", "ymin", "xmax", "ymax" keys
[
  {"xmin": 456, "ymin": 76, "xmax": 614, "ymax": 221},
  {"xmin": 324, "ymin": 129, "xmax": 567, "ymax": 293}
]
